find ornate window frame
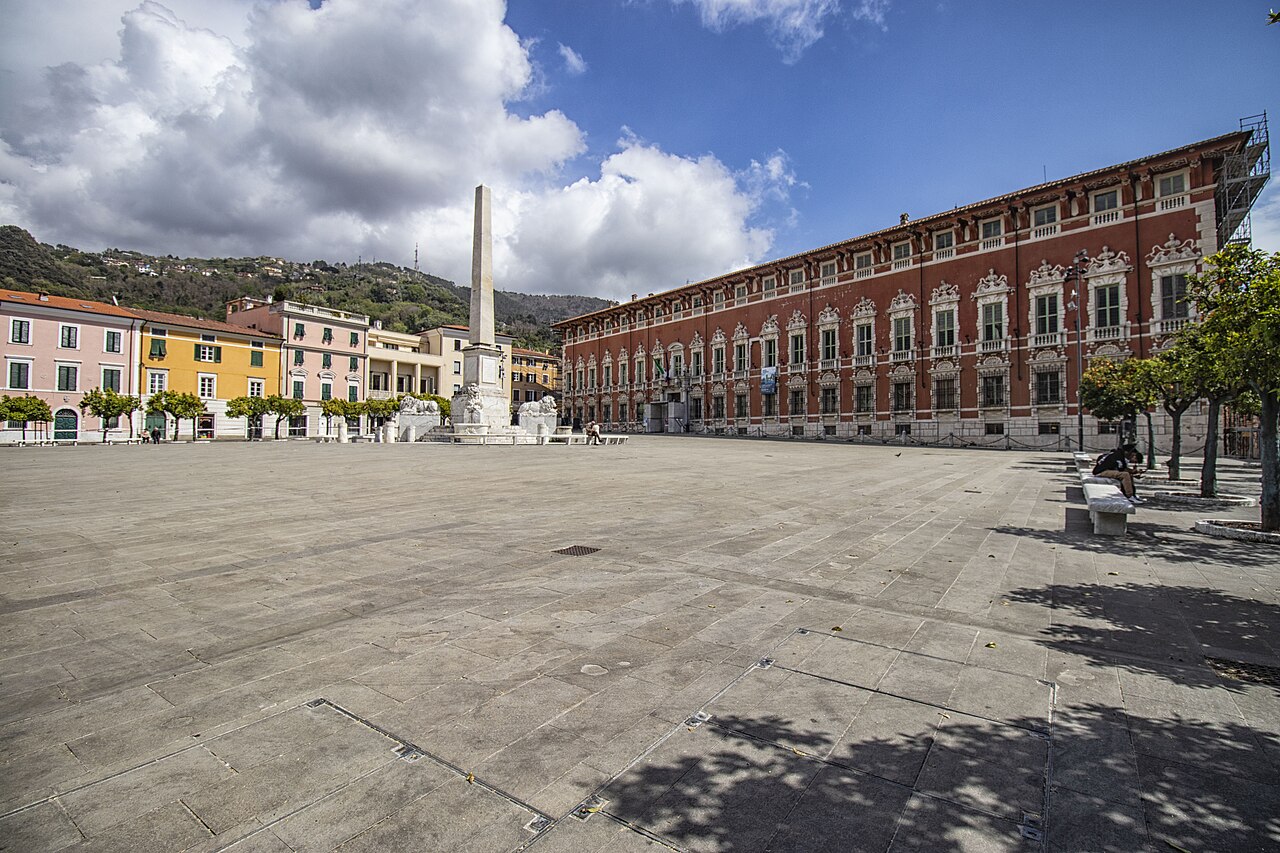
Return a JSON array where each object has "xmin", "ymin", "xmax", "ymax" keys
[
  {"xmin": 1084, "ymin": 246, "xmax": 1132, "ymax": 344},
  {"xmin": 1145, "ymin": 233, "xmax": 1201, "ymax": 337},
  {"xmin": 1025, "ymin": 260, "xmax": 1066, "ymax": 350},
  {"xmin": 887, "ymin": 290, "xmax": 918, "ymax": 362},
  {"xmin": 850, "ymin": 297, "xmax": 876, "ymax": 367},
  {"xmin": 971, "ymin": 269, "xmax": 1010, "ymax": 355},
  {"xmin": 929, "ymin": 281, "xmax": 960, "ymax": 358}
]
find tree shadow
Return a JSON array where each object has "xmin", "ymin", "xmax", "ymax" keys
[
  {"xmin": 991, "ymin": 516, "xmax": 1279, "ymax": 569},
  {"xmin": 1002, "ymin": 581, "xmax": 1280, "ymax": 695},
  {"xmin": 582, "ymin": 701, "xmax": 1280, "ymax": 852}
]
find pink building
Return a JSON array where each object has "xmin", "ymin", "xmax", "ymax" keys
[
  {"xmin": 224, "ymin": 297, "xmax": 369, "ymax": 436},
  {"xmin": 2, "ymin": 289, "xmax": 143, "ymax": 442}
]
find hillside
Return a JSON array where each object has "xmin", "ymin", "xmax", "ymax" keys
[{"xmin": 0, "ymin": 225, "xmax": 613, "ymax": 352}]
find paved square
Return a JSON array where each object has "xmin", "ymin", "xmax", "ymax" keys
[{"xmin": 1, "ymin": 438, "xmax": 1277, "ymax": 851}]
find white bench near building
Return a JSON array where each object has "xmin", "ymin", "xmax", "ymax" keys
[{"xmin": 1072, "ymin": 454, "xmax": 1137, "ymax": 536}]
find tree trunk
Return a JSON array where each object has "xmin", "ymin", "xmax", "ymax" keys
[
  {"xmin": 172, "ymin": 417, "xmax": 180, "ymax": 441},
  {"xmin": 1168, "ymin": 410, "xmax": 1182, "ymax": 481},
  {"xmin": 274, "ymin": 416, "xmax": 283, "ymax": 440},
  {"xmin": 1144, "ymin": 412, "xmax": 1157, "ymax": 474},
  {"xmin": 1200, "ymin": 396, "xmax": 1221, "ymax": 498},
  {"xmin": 1261, "ymin": 389, "xmax": 1279, "ymax": 532}
]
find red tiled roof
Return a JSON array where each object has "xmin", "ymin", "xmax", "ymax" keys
[
  {"xmin": 1, "ymin": 288, "xmax": 139, "ymax": 319},
  {"xmin": 127, "ymin": 308, "xmax": 283, "ymax": 340}
]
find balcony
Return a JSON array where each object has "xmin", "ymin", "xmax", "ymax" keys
[
  {"xmin": 733, "ymin": 369, "xmax": 749, "ymax": 381},
  {"xmin": 890, "ymin": 349, "xmax": 914, "ymax": 363},
  {"xmin": 1158, "ymin": 194, "xmax": 1188, "ymax": 212},
  {"xmin": 819, "ymin": 358, "xmax": 839, "ymax": 371},
  {"xmin": 820, "ymin": 275, "xmax": 837, "ymax": 288},
  {"xmin": 853, "ymin": 354, "xmax": 875, "ymax": 368},
  {"xmin": 980, "ymin": 236, "xmax": 1005, "ymax": 251},
  {"xmin": 1031, "ymin": 223, "xmax": 1059, "ymax": 239},
  {"xmin": 1088, "ymin": 323, "xmax": 1129, "ymax": 343},
  {"xmin": 368, "ymin": 389, "xmax": 395, "ymax": 400},
  {"xmin": 789, "ymin": 282, "xmax": 806, "ymax": 294},
  {"xmin": 1091, "ymin": 210, "xmax": 1121, "ymax": 226},
  {"xmin": 933, "ymin": 248, "xmax": 954, "ymax": 260},
  {"xmin": 1030, "ymin": 331, "xmax": 1064, "ymax": 349},
  {"xmin": 1153, "ymin": 317, "xmax": 1190, "ymax": 335},
  {"xmin": 786, "ymin": 362, "xmax": 807, "ymax": 374},
  {"xmin": 711, "ymin": 371, "xmax": 725, "ymax": 382},
  {"xmin": 978, "ymin": 338, "xmax": 1008, "ymax": 354},
  {"xmin": 855, "ymin": 267, "xmax": 875, "ymax": 280},
  {"xmin": 892, "ymin": 258, "xmax": 913, "ymax": 271},
  {"xmin": 931, "ymin": 344, "xmax": 958, "ymax": 359}
]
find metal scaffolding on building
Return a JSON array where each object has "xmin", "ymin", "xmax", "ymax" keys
[{"xmin": 1217, "ymin": 112, "xmax": 1270, "ymax": 247}]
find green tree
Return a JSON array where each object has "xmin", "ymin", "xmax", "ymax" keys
[
  {"xmin": 1189, "ymin": 246, "xmax": 1280, "ymax": 530},
  {"xmin": 363, "ymin": 396, "xmax": 400, "ymax": 427},
  {"xmin": 152, "ymin": 391, "xmax": 205, "ymax": 440},
  {"xmin": 227, "ymin": 395, "xmax": 271, "ymax": 439},
  {"xmin": 1166, "ymin": 323, "xmax": 1247, "ymax": 497},
  {"xmin": 320, "ymin": 398, "xmax": 358, "ymax": 433},
  {"xmin": 78, "ymin": 388, "xmax": 142, "ymax": 442},
  {"xmin": 264, "ymin": 395, "xmax": 305, "ymax": 439},
  {"xmin": 0, "ymin": 395, "xmax": 53, "ymax": 441},
  {"xmin": 1141, "ymin": 345, "xmax": 1206, "ymax": 481}
]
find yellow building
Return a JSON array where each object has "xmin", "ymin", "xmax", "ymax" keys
[{"xmin": 133, "ymin": 309, "xmax": 283, "ymax": 439}]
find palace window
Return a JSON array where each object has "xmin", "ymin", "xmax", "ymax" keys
[
  {"xmin": 981, "ymin": 375, "xmax": 1005, "ymax": 408},
  {"xmin": 712, "ymin": 395, "xmax": 725, "ymax": 419},
  {"xmin": 981, "ymin": 219, "xmax": 1002, "ymax": 240},
  {"xmin": 691, "ymin": 351, "xmax": 703, "ymax": 376},
  {"xmin": 934, "ymin": 310, "xmax": 955, "ymax": 348},
  {"xmin": 735, "ymin": 393, "xmax": 748, "ymax": 418},
  {"xmin": 689, "ymin": 398, "xmax": 702, "ymax": 420},
  {"xmin": 855, "ymin": 323, "xmax": 873, "ymax": 357},
  {"xmin": 821, "ymin": 328, "xmax": 837, "ymax": 362},
  {"xmin": 855, "ymin": 253, "xmax": 872, "ymax": 270},
  {"xmin": 892, "ymin": 382, "xmax": 912, "ymax": 412},
  {"xmin": 1035, "ymin": 294, "xmax": 1059, "ymax": 335},
  {"xmin": 934, "ymin": 377, "xmax": 957, "ymax": 410},
  {"xmin": 790, "ymin": 333, "xmax": 805, "ymax": 365},
  {"xmin": 1095, "ymin": 284, "xmax": 1122, "ymax": 328},
  {"xmin": 982, "ymin": 303, "xmax": 1004, "ymax": 341},
  {"xmin": 763, "ymin": 338, "xmax": 777, "ymax": 369},
  {"xmin": 1158, "ymin": 172, "xmax": 1186, "ymax": 197},
  {"xmin": 762, "ymin": 394, "xmax": 777, "ymax": 417},
  {"xmin": 734, "ymin": 342, "xmax": 747, "ymax": 372},
  {"xmin": 712, "ymin": 346, "xmax": 725, "ymax": 374},
  {"xmin": 820, "ymin": 387, "xmax": 837, "ymax": 415},
  {"xmin": 1035, "ymin": 371, "xmax": 1062, "ymax": 405},
  {"xmin": 789, "ymin": 388, "xmax": 805, "ymax": 415},
  {"xmin": 934, "ymin": 231, "xmax": 954, "ymax": 251},
  {"xmin": 1092, "ymin": 189, "xmax": 1118, "ymax": 212},
  {"xmin": 1160, "ymin": 274, "xmax": 1189, "ymax": 319},
  {"xmin": 1033, "ymin": 206, "xmax": 1057, "ymax": 227},
  {"xmin": 893, "ymin": 316, "xmax": 912, "ymax": 353},
  {"xmin": 856, "ymin": 385, "xmax": 873, "ymax": 413},
  {"xmin": 892, "ymin": 241, "xmax": 912, "ymax": 261}
]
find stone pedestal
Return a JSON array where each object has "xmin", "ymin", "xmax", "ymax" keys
[
  {"xmin": 337, "ymin": 421, "xmax": 349, "ymax": 443},
  {"xmin": 398, "ymin": 414, "xmax": 439, "ymax": 441}
]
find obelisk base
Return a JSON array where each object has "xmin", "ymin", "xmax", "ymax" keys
[{"xmin": 452, "ymin": 344, "xmax": 511, "ymax": 433}]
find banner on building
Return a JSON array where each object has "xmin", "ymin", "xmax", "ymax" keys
[{"xmin": 760, "ymin": 366, "xmax": 778, "ymax": 395}]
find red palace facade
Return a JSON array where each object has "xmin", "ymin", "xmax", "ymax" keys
[{"xmin": 554, "ymin": 120, "xmax": 1269, "ymax": 449}]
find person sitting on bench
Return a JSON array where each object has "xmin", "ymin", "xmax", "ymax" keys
[{"xmin": 1093, "ymin": 444, "xmax": 1145, "ymax": 503}]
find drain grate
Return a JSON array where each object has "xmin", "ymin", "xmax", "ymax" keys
[
  {"xmin": 1205, "ymin": 656, "xmax": 1280, "ymax": 686},
  {"xmin": 553, "ymin": 545, "xmax": 601, "ymax": 556}
]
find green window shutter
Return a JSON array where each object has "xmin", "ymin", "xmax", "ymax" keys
[
  {"xmin": 194, "ymin": 343, "xmax": 202, "ymax": 359},
  {"xmin": 349, "ymin": 356, "xmax": 358, "ymax": 371},
  {"xmin": 350, "ymin": 332, "xmax": 359, "ymax": 346},
  {"xmin": 322, "ymin": 353, "xmax": 331, "ymax": 369},
  {"xmin": 214, "ymin": 346, "xmax": 222, "ymax": 363},
  {"xmin": 250, "ymin": 350, "xmax": 263, "ymax": 367},
  {"xmin": 348, "ymin": 385, "xmax": 358, "ymax": 402}
]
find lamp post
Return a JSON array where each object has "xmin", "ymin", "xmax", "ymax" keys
[{"xmin": 1064, "ymin": 250, "xmax": 1088, "ymax": 451}]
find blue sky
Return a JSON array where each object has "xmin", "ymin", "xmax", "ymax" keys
[{"xmin": 1, "ymin": 0, "xmax": 1276, "ymax": 299}]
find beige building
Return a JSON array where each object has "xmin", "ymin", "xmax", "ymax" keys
[
  {"xmin": 366, "ymin": 324, "xmax": 444, "ymax": 399},
  {"xmin": 511, "ymin": 348, "xmax": 560, "ymax": 408},
  {"xmin": 421, "ymin": 325, "xmax": 514, "ymax": 403}
]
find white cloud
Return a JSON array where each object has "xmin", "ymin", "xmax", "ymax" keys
[
  {"xmin": 0, "ymin": 0, "xmax": 789, "ymax": 300},
  {"xmin": 673, "ymin": 0, "xmax": 842, "ymax": 63},
  {"xmin": 1247, "ymin": 185, "xmax": 1280, "ymax": 256},
  {"xmin": 558, "ymin": 43, "xmax": 587, "ymax": 75},
  {"xmin": 850, "ymin": 0, "xmax": 891, "ymax": 29}
]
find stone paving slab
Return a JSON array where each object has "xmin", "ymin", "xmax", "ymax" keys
[{"xmin": 1, "ymin": 439, "xmax": 1278, "ymax": 851}]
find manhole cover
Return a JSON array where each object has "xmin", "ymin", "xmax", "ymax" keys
[
  {"xmin": 553, "ymin": 545, "xmax": 600, "ymax": 556},
  {"xmin": 1205, "ymin": 656, "xmax": 1280, "ymax": 686}
]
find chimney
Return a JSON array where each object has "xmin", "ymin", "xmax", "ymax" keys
[
  {"xmin": 631, "ymin": 294, "xmax": 638, "ymax": 301},
  {"xmin": 266, "ymin": 294, "xmax": 274, "ymax": 304}
]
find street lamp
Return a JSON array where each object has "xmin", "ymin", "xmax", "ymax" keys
[{"xmin": 1063, "ymin": 250, "xmax": 1088, "ymax": 451}]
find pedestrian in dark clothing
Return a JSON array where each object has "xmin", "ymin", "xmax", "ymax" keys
[{"xmin": 1093, "ymin": 443, "xmax": 1144, "ymax": 501}]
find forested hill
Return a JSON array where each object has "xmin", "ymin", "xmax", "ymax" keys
[{"xmin": 0, "ymin": 226, "xmax": 613, "ymax": 352}]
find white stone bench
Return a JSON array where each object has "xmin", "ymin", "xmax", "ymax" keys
[{"xmin": 1081, "ymin": 481, "xmax": 1135, "ymax": 535}]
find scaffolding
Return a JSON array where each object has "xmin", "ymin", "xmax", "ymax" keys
[{"xmin": 1216, "ymin": 112, "xmax": 1270, "ymax": 247}]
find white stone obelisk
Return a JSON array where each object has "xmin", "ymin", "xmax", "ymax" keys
[{"xmin": 452, "ymin": 185, "xmax": 509, "ymax": 434}]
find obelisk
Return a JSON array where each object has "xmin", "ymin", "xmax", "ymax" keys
[
  {"xmin": 469, "ymin": 185, "xmax": 496, "ymax": 347},
  {"xmin": 453, "ymin": 185, "xmax": 509, "ymax": 433}
]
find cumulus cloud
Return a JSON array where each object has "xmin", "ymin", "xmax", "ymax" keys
[
  {"xmin": 558, "ymin": 43, "xmax": 587, "ymax": 75},
  {"xmin": 1247, "ymin": 186, "xmax": 1280, "ymax": 255},
  {"xmin": 0, "ymin": 0, "xmax": 793, "ymax": 299},
  {"xmin": 673, "ymin": 0, "xmax": 842, "ymax": 63}
]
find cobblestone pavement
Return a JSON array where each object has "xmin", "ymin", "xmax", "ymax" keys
[{"xmin": 1, "ymin": 438, "xmax": 1277, "ymax": 852}]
